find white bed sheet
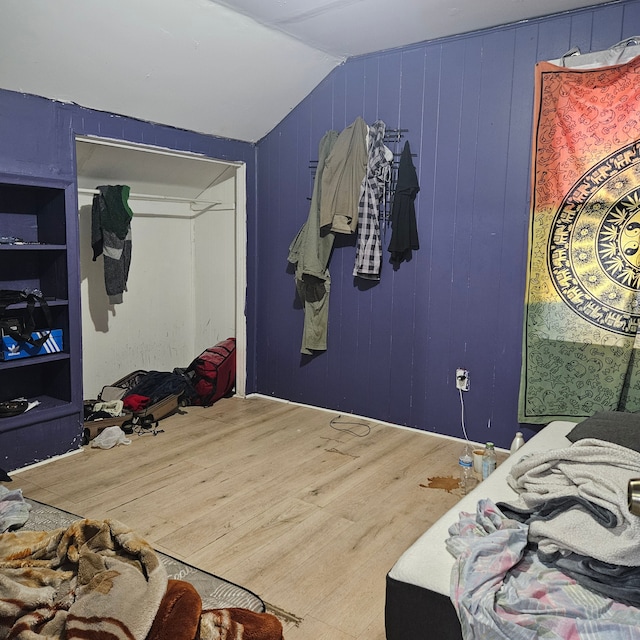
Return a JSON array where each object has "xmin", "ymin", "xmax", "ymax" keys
[{"xmin": 387, "ymin": 420, "xmax": 576, "ymax": 596}]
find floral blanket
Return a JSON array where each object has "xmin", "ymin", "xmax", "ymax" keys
[{"xmin": 446, "ymin": 500, "xmax": 640, "ymax": 639}]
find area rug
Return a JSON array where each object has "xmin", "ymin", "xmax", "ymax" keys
[{"xmin": 22, "ymin": 498, "xmax": 265, "ymax": 613}]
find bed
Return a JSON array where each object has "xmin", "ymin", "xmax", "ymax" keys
[{"xmin": 384, "ymin": 418, "xmax": 640, "ymax": 639}]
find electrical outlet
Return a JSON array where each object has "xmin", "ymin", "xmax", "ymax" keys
[{"xmin": 456, "ymin": 368, "xmax": 469, "ymax": 391}]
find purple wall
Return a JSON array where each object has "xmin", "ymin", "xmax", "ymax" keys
[
  {"xmin": 0, "ymin": 90, "xmax": 257, "ymax": 469},
  {"xmin": 2, "ymin": 1, "xmax": 639, "ymax": 464},
  {"xmin": 254, "ymin": 1, "xmax": 640, "ymax": 448}
]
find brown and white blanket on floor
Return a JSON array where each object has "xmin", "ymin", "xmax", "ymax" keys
[
  {"xmin": 0, "ymin": 519, "xmax": 283, "ymax": 640},
  {"xmin": 0, "ymin": 519, "xmax": 167, "ymax": 640}
]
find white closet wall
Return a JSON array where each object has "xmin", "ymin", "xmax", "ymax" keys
[
  {"xmin": 193, "ymin": 176, "xmax": 237, "ymax": 355},
  {"xmin": 76, "ymin": 138, "xmax": 241, "ymax": 400}
]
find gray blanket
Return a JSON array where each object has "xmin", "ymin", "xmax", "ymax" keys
[
  {"xmin": 0, "ymin": 486, "xmax": 30, "ymax": 532},
  {"xmin": 505, "ymin": 438, "xmax": 640, "ymax": 565}
]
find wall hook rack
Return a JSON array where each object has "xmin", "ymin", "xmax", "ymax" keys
[{"xmin": 306, "ymin": 123, "xmax": 417, "ymax": 223}]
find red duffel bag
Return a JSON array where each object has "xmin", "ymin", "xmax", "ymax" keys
[{"xmin": 186, "ymin": 337, "xmax": 236, "ymax": 406}]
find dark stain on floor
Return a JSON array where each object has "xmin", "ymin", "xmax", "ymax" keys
[{"xmin": 420, "ymin": 476, "xmax": 460, "ymax": 493}]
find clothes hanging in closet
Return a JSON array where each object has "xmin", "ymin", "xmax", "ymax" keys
[
  {"xmin": 387, "ymin": 141, "xmax": 419, "ymax": 266},
  {"xmin": 319, "ymin": 116, "xmax": 368, "ymax": 235},
  {"xmin": 91, "ymin": 185, "xmax": 134, "ymax": 304},
  {"xmin": 288, "ymin": 130, "xmax": 339, "ymax": 354},
  {"xmin": 353, "ymin": 120, "xmax": 393, "ymax": 280}
]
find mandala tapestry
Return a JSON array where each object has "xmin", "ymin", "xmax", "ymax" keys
[{"xmin": 519, "ymin": 55, "xmax": 640, "ymax": 423}]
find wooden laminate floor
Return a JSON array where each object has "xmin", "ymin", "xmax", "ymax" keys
[{"xmin": 11, "ymin": 395, "xmax": 468, "ymax": 639}]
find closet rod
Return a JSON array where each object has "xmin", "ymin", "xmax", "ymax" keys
[{"xmin": 77, "ymin": 187, "xmax": 221, "ymax": 207}]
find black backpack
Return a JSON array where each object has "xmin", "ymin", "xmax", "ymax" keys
[{"xmin": 0, "ymin": 289, "xmax": 53, "ymax": 348}]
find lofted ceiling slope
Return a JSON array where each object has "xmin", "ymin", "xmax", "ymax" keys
[
  {"xmin": 215, "ymin": 0, "xmax": 612, "ymax": 59},
  {"xmin": 0, "ymin": 0, "xmax": 614, "ymax": 144}
]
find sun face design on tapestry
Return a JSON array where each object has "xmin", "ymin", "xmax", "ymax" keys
[
  {"xmin": 548, "ymin": 142, "xmax": 640, "ymax": 337},
  {"xmin": 520, "ymin": 55, "xmax": 640, "ymax": 423}
]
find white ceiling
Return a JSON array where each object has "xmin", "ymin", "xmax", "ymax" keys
[
  {"xmin": 0, "ymin": 0, "xmax": 611, "ymax": 143},
  {"xmin": 215, "ymin": 0, "xmax": 610, "ymax": 58}
]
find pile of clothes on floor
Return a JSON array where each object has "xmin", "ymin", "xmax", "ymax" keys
[{"xmin": 83, "ymin": 370, "xmax": 196, "ymax": 444}]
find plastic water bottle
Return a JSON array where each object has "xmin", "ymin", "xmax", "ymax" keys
[
  {"xmin": 458, "ymin": 442, "xmax": 474, "ymax": 494},
  {"xmin": 510, "ymin": 432, "xmax": 525, "ymax": 455},
  {"xmin": 482, "ymin": 442, "xmax": 496, "ymax": 480}
]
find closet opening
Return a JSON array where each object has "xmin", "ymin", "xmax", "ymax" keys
[{"xmin": 74, "ymin": 135, "xmax": 246, "ymax": 402}]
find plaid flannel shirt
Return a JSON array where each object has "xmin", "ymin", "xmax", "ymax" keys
[{"xmin": 353, "ymin": 120, "xmax": 393, "ymax": 280}]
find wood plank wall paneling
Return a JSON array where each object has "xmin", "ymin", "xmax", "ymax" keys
[{"xmin": 254, "ymin": 0, "xmax": 640, "ymax": 448}]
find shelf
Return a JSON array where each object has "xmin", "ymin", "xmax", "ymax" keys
[
  {"xmin": 0, "ymin": 298, "xmax": 69, "ymax": 311},
  {"xmin": 0, "ymin": 395, "xmax": 77, "ymax": 433},
  {"xmin": 0, "ymin": 352, "xmax": 70, "ymax": 370},
  {"xmin": 0, "ymin": 244, "xmax": 67, "ymax": 251},
  {"xmin": 0, "ymin": 250, "xmax": 69, "ymax": 301},
  {"xmin": 0, "ymin": 175, "xmax": 81, "ymax": 471}
]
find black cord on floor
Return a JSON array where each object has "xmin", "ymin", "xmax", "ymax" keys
[{"xmin": 329, "ymin": 415, "xmax": 371, "ymax": 437}]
